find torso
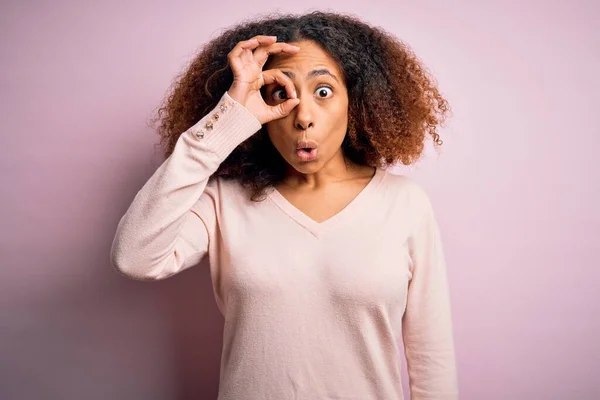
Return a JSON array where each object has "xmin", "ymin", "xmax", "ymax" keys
[
  {"xmin": 206, "ymin": 168, "xmax": 425, "ymax": 399},
  {"xmin": 273, "ymin": 166, "xmax": 376, "ymax": 223}
]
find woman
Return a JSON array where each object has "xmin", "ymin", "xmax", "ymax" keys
[{"xmin": 111, "ymin": 11, "xmax": 459, "ymax": 400}]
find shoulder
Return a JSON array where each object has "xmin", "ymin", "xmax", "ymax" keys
[
  {"xmin": 380, "ymin": 170, "xmax": 433, "ymax": 209},
  {"xmin": 379, "ymin": 169, "xmax": 438, "ymax": 227},
  {"xmin": 380, "ymin": 171, "xmax": 440, "ymax": 238}
]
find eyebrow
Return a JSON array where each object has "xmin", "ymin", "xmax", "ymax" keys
[{"xmin": 281, "ymin": 69, "xmax": 340, "ymax": 83}]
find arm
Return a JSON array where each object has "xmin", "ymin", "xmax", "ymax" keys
[
  {"xmin": 109, "ymin": 92, "xmax": 262, "ymax": 280},
  {"xmin": 403, "ymin": 188, "xmax": 459, "ymax": 399}
]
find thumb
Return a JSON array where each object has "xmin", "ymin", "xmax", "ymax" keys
[{"xmin": 272, "ymin": 98, "xmax": 300, "ymax": 118}]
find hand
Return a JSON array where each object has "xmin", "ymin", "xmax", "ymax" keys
[{"xmin": 226, "ymin": 35, "xmax": 301, "ymax": 125}]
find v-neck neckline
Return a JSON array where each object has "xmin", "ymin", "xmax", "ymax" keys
[{"xmin": 267, "ymin": 167, "xmax": 387, "ymax": 238}]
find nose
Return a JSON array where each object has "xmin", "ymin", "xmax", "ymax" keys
[{"xmin": 293, "ymin": 93, "xmax": 314, "ymax": 131}]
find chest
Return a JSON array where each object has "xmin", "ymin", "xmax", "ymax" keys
[
  {"xmin": 273, "ymin": 179, "xmax": 370, "ymax": 224},
  {"xmin": 220, "ymin": 214, "xmax": 413, "ymax": 311}
]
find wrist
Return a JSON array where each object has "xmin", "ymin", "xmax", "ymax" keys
[{"xmin": 226, "ymin": 85, "xmax": 249, "ymax": 108}]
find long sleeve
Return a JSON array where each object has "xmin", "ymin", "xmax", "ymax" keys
[
  {"xmin": 403, "ymin": 189, "xmax": 459, "ymax": 399},
  {"xmin": 109, "ymin": 91, "xmax": 262, "ymax": 280}
]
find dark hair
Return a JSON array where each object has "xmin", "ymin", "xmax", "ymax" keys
[{"xmin": 151, "ymin": 10, "xmax": 450, "ymax": 201}]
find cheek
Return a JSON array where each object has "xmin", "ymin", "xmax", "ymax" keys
[
  {"xmin": 332, "ymin": 100, "xmax": 348, "ymax": 122},
  {"xmin": 265, "ymin": 122, "xmax": 289, "ymax": 147},
  {"xmin": 331, "ymin": 107, "xmax": 348, "ymax": 134}
]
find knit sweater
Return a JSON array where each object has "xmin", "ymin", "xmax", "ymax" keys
[{"xmin": 110, "ymin": 91, "xmax": 459, "ymax": 400}]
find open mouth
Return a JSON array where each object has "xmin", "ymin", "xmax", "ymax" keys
[
  {"xmin": 296, "ymin": 139, "xmax": 318, "ymax": 161},
  {"xmin": 297, "ymin": 147, "xmax": 318, "ymax": 161}
]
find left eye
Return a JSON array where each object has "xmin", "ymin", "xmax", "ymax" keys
[
  {"xmin": 315, "ymin": 87, "xmax": 332, "ymax": 98},
  {"xmin": 271, "ymin": 86, "xmax": 333, "ymax": 101}
]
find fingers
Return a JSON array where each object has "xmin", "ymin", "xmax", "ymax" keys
[
  {"xmin": 261, "ymin": 69, "xmax": 297, "ymax": 100},
  {"xmin": 276, "ymin": 97, "xmax": 301, "ymax": 117},
  {"xmin": 261, "ymin": 68, "xmax": 300, "ymax": 121},
  {"xmin": 253, "ymin": 42, "xmax": 300, "ymax": 68},
  {"xmin": 225, "ymin": 36, "xmax": 302, "ymax": 124},
  {"xmin": 227, "ymin": 35, "xmax": 300, "ymax": 75},
  {"xmin": 227, "ymin": 36, "xmax": 276, "ymax": 75},
  {"xmin": 227, "ymin": 35, "xmax": 277, "ymax": 60},
  {"xmin": 264, "ymin": 96, "xmax": 300, "ymax": 122}
]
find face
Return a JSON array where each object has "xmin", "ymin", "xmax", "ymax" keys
[{"xmin": 263, "ymin": 40, "xmax": 349, "ymax": 175}]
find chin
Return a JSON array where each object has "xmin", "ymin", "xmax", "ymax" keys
[{"xmin": 287, "ymin": 158, "xmax": 323, "ymax": 175}]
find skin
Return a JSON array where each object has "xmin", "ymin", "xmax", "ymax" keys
[{"xmin": 262, "ymin": 40, "xmax": 376, "ymax": 220}]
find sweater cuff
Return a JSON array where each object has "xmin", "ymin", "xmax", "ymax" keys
[{"xmin": 184, "ymin": 91, "xmax": 263, "ymax": 161}]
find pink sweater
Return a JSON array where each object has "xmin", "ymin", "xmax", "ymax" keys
[{"xmin": 110, "ymin": 91, "xmax": 459, "ymax": 399}]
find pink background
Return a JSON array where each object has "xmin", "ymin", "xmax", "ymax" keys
[{"xmin": 2, "ymin": 1, "xmax": 598, "ymax": 399}]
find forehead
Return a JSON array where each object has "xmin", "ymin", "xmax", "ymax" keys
[{"xmin": 265, "ymin": 40, "xmax": 343, "ymax": 79}]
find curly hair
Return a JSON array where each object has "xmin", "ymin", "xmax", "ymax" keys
[{"xmin": 151, "ymin": 10, "xmax": 450, "ymax": 201}]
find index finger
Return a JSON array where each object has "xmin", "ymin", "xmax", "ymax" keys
[
  {"xmin": 228, "ymin": 36, "xmax": 277, "ymax": 59},
  {"xmin": 253, "ymin": 43, "xmax": 300, "ymax": 68}
]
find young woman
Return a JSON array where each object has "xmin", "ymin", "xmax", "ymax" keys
[{"xmin": 111, "ymin": 11, "xmax": 458, "ymax": 400}]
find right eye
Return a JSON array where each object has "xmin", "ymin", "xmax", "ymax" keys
[{"xmin": 272, "ymin": 88, "xmax": 288, "ymax": 101}]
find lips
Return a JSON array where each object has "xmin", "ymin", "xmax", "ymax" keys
[
  {"xmin": 297, "ymin": 148, "xmax": 317, "ymax": 161},
  {"xmin": 296, "ymin": 139, "xmax": 318, "ymax": 162},
  {"xmin": 296, "ymin": 139, "xmax": 318, "ymax": 151}
]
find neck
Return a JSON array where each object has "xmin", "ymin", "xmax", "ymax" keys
[{"xmin": 282, "ymin": 148, "xmax": 372, "ymax": 190}]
